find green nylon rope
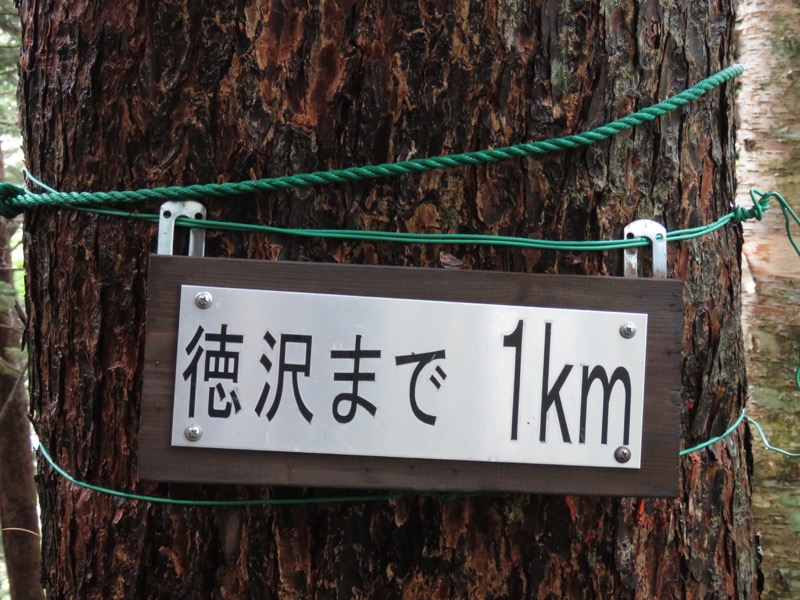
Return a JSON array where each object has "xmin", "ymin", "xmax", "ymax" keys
[
  {"xmin": 36, "ymin": 440, "xmax": 403, "ymax": 506},
  {"xmin": 26, "ymin": 169, "xmax": 792, "ymax": 253},
  {"xmin": 679, "ymin": 409, "xmax": 747, "ymax": 456},
  {"xmin": 795, "ymin": 336, "xmax": 800, "ymax": 391},
  {"xmin": 37, "ymin": 408, "xmax": 797, "ymax": 507},
  {"xmin": 0, "ymin": 65, "xmax": 743, "ymax": 219},
  {"xmin": 30, "ymin": 178, "xmax": 795, "ymax": 256},
  {"xmin": 749, "ymin": 418, "xmax": 800, "ymax": 458}
]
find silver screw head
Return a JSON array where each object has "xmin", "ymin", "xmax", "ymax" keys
[
  {"xmin": 194, "ymin": 291, "xmax": 213, "ymax": 309},
  {"xmin": 614, "ymin": 446, "xmax": 632, "ymax": 463},
  {"xmin": 184, "ymin": 424, "xmax": 203, "ymax": 442},
  {"xmin": 619, "ymin": 321, "xmax": 637, "ymax": 339}
]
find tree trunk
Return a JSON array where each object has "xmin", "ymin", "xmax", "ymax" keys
[{"xmin": 19, "ymin": 0, "xmax": 757, "ymax": 598}]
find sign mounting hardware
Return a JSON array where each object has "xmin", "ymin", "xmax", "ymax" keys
[
  {"xmin": 624, "ymin": 219, "xmax": 667, "ymax": 278},
  {"xmin": 157, "ymin": 201, "xmax": 207, "ymax": 257}
]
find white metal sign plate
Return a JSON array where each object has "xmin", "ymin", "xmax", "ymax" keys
[{"xmin": 170, "ymin": 285, "xmax": 648, "ymax": 469}]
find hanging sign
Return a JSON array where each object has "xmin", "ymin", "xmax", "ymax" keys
[
  {"xmin": 140, "ymin": 255, "xmax": 682, "ymax": 497},
  {"xmin": 172, "ymin": 285, "xmax": 647, "ymax": 467}
]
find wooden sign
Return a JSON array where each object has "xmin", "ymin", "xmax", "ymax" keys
[{"xmin": 139, "ymin": 255, "xmax": 683, "ymax": 497}]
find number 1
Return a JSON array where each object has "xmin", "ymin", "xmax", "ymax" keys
[{"xmin": 503, "ymin": 319, "xmax": 523, "ymax": 440}]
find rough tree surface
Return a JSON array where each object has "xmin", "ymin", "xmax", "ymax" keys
[{"xmin": 20, "ymin": 0, "xmax": 756, "ymax": 598}]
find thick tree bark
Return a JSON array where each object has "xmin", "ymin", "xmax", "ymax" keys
[{"xmin": 20, "ymin": 0, "xmax": 756, "ymax": 598}]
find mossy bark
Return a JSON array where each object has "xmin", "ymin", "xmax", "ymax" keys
[{"xmin": 20, "ymin": 0, "xmax": 756, "ymax": 597}]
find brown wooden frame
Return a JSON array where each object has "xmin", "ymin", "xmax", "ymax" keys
[{"xmin": 139, "ymin": 255, "xmax": 683, "ymax": 497}]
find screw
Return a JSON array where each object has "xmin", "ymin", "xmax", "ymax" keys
[
  {"xmin": 194, "ymin": 291, "xmax": 213, "ymax": 309},
  {"xmin": 184, "ymin": 424, "xmax": 203, "ymax": 442},
  {"xmin": 619, "ymin": 321, "xmax": 636, "ymax": 339},
  {"xmin": 614, "ymin": 446, "xmax": 631, "ymax": 463}
]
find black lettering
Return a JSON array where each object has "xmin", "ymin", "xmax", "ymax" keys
[
  {"xmin": 503, "ymin": 319, "xmax": 523, "ymax": 440},
  {"xmin": 208, "ymin": 383, "xmax": 231, "ymax": 418},
  {"xmin": 540, "ymin": 322, "xmax": 573, "ymax": 443},
  {"xmin": 579, "ymin": 365, "xmax": 632, "ymax": 445},
  {"xmin": 395, "ymin": 350, "xmax": 445, "ymax": 425}
]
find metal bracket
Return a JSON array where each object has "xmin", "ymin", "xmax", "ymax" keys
[
  {"xmin": 623, "ymin": 219, "xmax": 667, "ymax": 278},
  {"xmin": 157, "ymin": 201, "xmax": 207, "ymax": 256}
]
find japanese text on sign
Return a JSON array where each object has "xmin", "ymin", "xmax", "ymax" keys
[{"xmin": 171, "ymin": 285, "xmax": 648, "ymax": 469}]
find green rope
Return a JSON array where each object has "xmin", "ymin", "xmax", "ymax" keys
[
  {"xmin": 679, "ymin": 409, "xmax": 747, "ymax": 456},
  {"xmin": 796, "ymin": 343, "xmax": 800, "ymax": 391},
  {"xmin": 0, "ymin": 65, "xmax": 743, "ymax": 219},
  {"xmin": 22, "ymin": 172, "xmax": 797, "ymax": 258},
  {"xmin": 36, "ymin": 408, "xmax": 800, "ymax": 507},
  {"xmin": 36, "ymin": 440, "xmax": 403, "ymax": 506},
  {"xmin": 680, "ymin": 412, "xmax": 800, "ymax": 458},
  {"xmin": 88, "ymin": 205, "xmax": 651, "ymax": 251},
  {"xmin": 26, "ymin": 178, "xmax": 788, "ymax": 255},
  {"xmin": 749, "ymin": 417, "xmax": 800, "ymax": 458},
  {"xmin": 736, "ymin": 189, "xmax": 800, "ymax": 256}
]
